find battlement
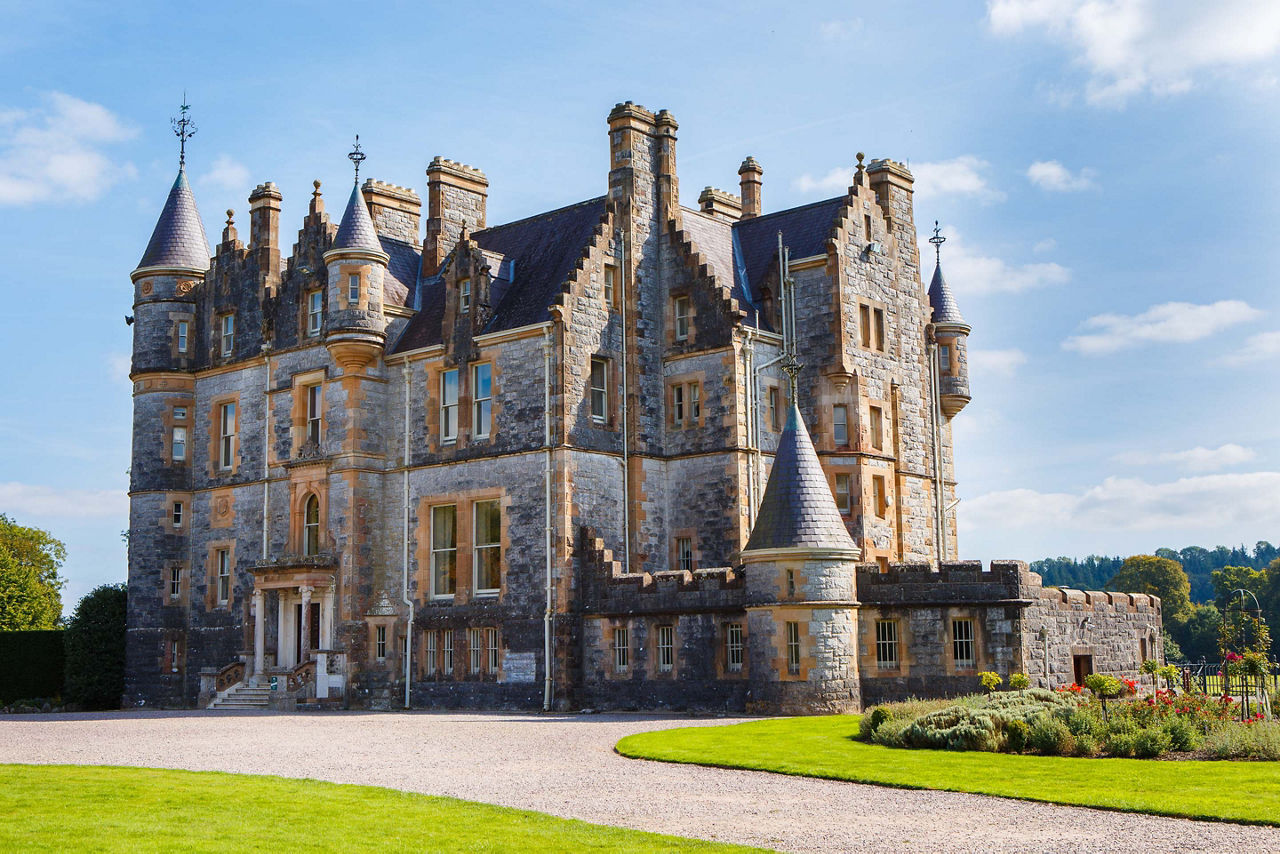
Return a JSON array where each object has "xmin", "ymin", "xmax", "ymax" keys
[
  {"xmin": 697, "ymin": 186, "xmax": 743, "ymax": 221},
  {"xmin": 361, "ymin": 179, "xmax": 419, "ymax": 202},
  {"xmin": 1038, "ymin": 586, "xmax": 1160, "ymax": 613},
  {"xmin": 248, "ymin": 182, "xmax": 282, "ymax": 203},
  {"xmin": 426, "ymin": 157, "xmax": 488, "ymax": 185},
  {"xmin": 857, "ymin": 559, "xmax": 1035, "ymax": 605}
]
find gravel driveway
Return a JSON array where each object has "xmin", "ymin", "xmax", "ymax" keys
[{"xmin": 1, "ymin": 710, "xmax": 1274, "ymax": 853}]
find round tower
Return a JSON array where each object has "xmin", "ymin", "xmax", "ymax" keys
[
  {"xmin": 743, "ymin": 402, "xmax": 863, "ymax": 714},
  {"xmin": 323, "ymin": 139, "xmax": 390, "ymax": 373},
  {"xmin": 926, "ymin": 223, "xmax": 971, "ymax": 418}
]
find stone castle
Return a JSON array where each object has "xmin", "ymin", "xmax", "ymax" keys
[{"xmin": 125, "ymin": 101, "xmax": 1161, "ymax": 712}]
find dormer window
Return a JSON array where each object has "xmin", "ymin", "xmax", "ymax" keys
[
  {"xmin": 459, "ymin": 278, "xmax": 471, "ymax": 314},
  {"xmin": 220, "ymin": 314, "xmax": 235, "ymax": 357},
  {"xmin": 347, "ymin": 273, "xmax": 360, "ymax": 304}
]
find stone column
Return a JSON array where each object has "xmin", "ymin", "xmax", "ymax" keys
[
  {"xmin": 252, "ymin": 589, "xmax": 265, "ymax": 678},
  {"xmin": 321, "ymin": 587, "xmax": 334, "ymax": 648},
  {"xmin": 299, "ymin": 585, "xmax": 314, "ymax": 661}
]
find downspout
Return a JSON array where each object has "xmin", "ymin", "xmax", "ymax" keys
[
  {"xmin": 618, "ymin": 228, "xmax": 631, "ymax": 573},
  {"xmin": 542, "ymin": 327, "xmax": 554, "ymax": 711},
  {"xmin": 926, "ymin": 330, "xmax": 947, "ymax": 569},
  {"xmin": 401, "ymin": 361, "xmax": 413, "ymax": 709},
  {"xmin": 261, "ymin": 346, "xmax": 271, "ymax": 561},
  {"xmin": 743, "ymin": 327, "xmax": 756, "ymax": 528}
]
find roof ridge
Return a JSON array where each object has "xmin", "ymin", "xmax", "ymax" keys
[
  {"xmin": 475, "ymin": 195, "xmax": 608, "ymax": 236},
  {"xmin": 732, "ymin": 195, "xmax": 846, "ymax": 228}
]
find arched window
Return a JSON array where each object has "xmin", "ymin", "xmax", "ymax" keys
[{"xmin": 303, "ymin": 495, "xmax": 320, "ymax": 556}]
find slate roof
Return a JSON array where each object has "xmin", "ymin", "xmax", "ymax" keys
[
  {"xmin": 732, "ymin": 196, "xmax": 845, "ymax": 310},
  {"xmin": 137, "ymin": 168, "xmax": 211, "ymax": 271},
  {"xmin": 744, "ymin": 403, "xmax": 859, "ymax": 553},
  {"xmin": 380, "ymin": 236, "xmax": 419, "ymax": 309},
  {"xmin": 391, "ymin": 196, "xmax": 607, "ymax": 354},
  {"xmin": 927, "ymin": 262, "xmax": 966, "ymax": 326},
  {"xmin": 333, "ymin": 182, "xmax": 383, "ymax": 253}
]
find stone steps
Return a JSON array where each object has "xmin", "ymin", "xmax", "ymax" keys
[{"xmin": 208, "ymin": 683, "xmax": 273, "ymax": 710}]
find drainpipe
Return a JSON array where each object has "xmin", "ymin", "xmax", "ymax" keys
[
  {"xmin": 743, "ymin": 327, "xmax": 756, "ymax": 527},
  {"xmin": 542, "ymin": 328, "xmax": 554, "ymax": 711},
  {"xmin": 401, "ymin": 361, "xmax": 414, "ymax": 709},
  {"xmin": 261, "ymin": 346, "xmax": 271, "ymax": 561},
  {"xmin": 927, "ymin": 330, "xmax": 947, "ymax": 569}
]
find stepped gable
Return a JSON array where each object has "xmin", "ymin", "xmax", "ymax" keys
[
  {"xmin": 137, "ymin": 168, "xmax": 211, "ymax": 270},
  {"xmin": 745, "ymin": 403, "xmax": 859, "ymax": 552},
  {"xmin": 732, "ymin": 195, "xmax": 845, "ymax": 315},
  {"xmin": 333, "ymin": 182, "xmax": 383, "ymax": 253},
  {"xmin": 391, "ymin": 196, "xmax": 607, "ymax": 353},
  {"xmin": 927, "ymin": 261, "xmax": 966, "ymax": 326}
]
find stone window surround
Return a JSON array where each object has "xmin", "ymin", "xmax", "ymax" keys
[
  {"xmin": 764, "ymin": 382, "xmax": 783, "ymax": 432},
  {"xmin": 207, "ymin": 392, "xmax": 241, "ymax": 477},
  {"xmin": 160, "ymin": 558, "xmax": 189, "ymax": 605},
  {"xmin": 875, "ymin": 618, "xmax": 900, "ymax": 670},
  {"xmin": 950, "ymin": 614, "xmax": 980, "ymax": 671},
  {"xmin": 287, "ymin": 467, "xmax": 328, "ymax": 556},
  {"xmin": 611, "ymin": 620, "xmax": 630, "ymax": 676},
  {"xmin": 666, "ymin": 289, "xmax": 696, "ymax": 347},
  {"xmin": 857, "ymin": 297, "xmax": 888, "ymax": 354},
  {"xmin": 219, "ymin": 312, "xmax": 236, "ymax": 357},
  {"xmin": 161, "ymin": 630, "xmax": 185, "ymax": 675},
  {"xmin": 414, "ymin": 487, "xmax": 508, "ymax": 605},
  {"xmin": 588, "ymin": 355, "xmax": 616, "ymax": 428},
  {"xmin": 666, "ymin": 370, "xmax": 706, "ymax": 430},
  {"xmin": 337, "ymin": 264, "xmax": 369, "ymax": 312},
  {"xmin": 670, "ymin": 527, "xmax": 699, "ymax": 572},
  {"xmin": 772, "ymin": 605, "xmax": 816, "ymax": 682},
  {"xmin": 717, "ymin": 620, "xmax": 748, "ymax": 678},
  {"xmin": 423, "ymin": 353, "xmax": 502, "ymax": 449},
  {"xmin": 304, "ymin": 288, "xmax": 324, "ymax": 338},
  {"xmin": 602, "ymin": 262, "xmax": 618, "ymax": 308},
  {"xmin": 653, "ymin": 621, "xmax": 677, "ymax": 676},
  {"xmin": 831, "ymin": 469, "xmax": 853, "ymax": 517},
  {"xmin": 289, "ymin": 369, "xmax": 327, "ymax": 456},
  {"xmin": 169, "ymin": 312, "xmax": 193, "ymax": 359},
  {"xmin": 935, "ymin": 335, "xmax": 958, "ymax": 376},
  {"xmin": 161, "ymin": 396, "xmax": 192, "ymax": 469},
  {"xmin": 204, "ymin": 539, "xmax": 236, "ymax": 611}
]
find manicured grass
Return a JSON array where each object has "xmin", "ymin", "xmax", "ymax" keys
[
  {"xmin": 0, "ymin": 764, "xmax": 767, "ymax": 853},
  {"xmin": 616, "ymin": 716, "xmax": 1280, "ymax": 826}
]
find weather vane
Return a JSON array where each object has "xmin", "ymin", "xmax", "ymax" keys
[
  {"xmin": 348, "ymin": 134, "xmax": 366, "ymax": 183},
  {"xmin": 171, "ymin": 94, "xmax": 196, "ymax": 169},
  {"xmin": 928, "ymin": 220, "xmax": 946, "ymax": 266}
]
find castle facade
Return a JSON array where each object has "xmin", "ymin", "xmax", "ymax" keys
[{"xmin": 125, "ymin": 102, "xmax": 1160, "ymax": 712}]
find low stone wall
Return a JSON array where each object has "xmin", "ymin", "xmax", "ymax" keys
[{"xmin": 1021, "ymin": 586, "xmax": 1161, "ymax": 688}]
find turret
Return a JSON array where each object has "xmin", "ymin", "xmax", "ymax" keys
[
  {"xmin": 925, "ymin": 223, "xmax": 971, "ymax": 418},
  {"xmin": 323, "ymin": 138, "xmax": 390, "ymax": 373},
  {"xmin": 743, "ymin": 398, "xmax": 862, "ymax": 714}
]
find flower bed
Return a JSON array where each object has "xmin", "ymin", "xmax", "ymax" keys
[{"xmin": 859, "ymin": 682, "xmax": 1275, "ymax": 759}]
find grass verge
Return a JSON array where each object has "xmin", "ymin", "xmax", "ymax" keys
[
  {"xmin": 615, "ymin": 716, "xmax": 1280, "ymax": 826},
  {"xmin": 0, "ymin": 764, "xmax": 768, "ymax": 853}
]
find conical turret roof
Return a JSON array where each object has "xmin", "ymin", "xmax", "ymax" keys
[
  {"xmin": 333, "ymin": 182, "xmax": 383, "ymax": 253},
  {"xmin": 137, "ymin": 168, "xmax": 211, "ymax": 271},
  {"xmin": 744, "ymin": 403, "xmax": 859, "ymax": 553},
  {"xmin": 927, "ymin": 262, "xmax": 967, "ymax": 326}
]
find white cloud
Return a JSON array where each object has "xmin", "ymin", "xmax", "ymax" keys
[
  {"xmin": 1113, "ymin": 443, "xmax": 1257, "ymax": 473},
  {"xmin": 1063, "ymin": 300, "xmax": 1263, "ymax": 355},
  {"xmin": 1218, "ymin": 330, "xmax": 1280, "ymax": 365},
  {"xmin": 911, "ymin": 156, "xmax": 1004, "ymax": 203},
  {"xmin": 792, "ymin": 166, "xmax": 853, "ymax": 195},
  {"xmin": 1032, "ymin": 237, "xmax": 1057, "ymax": 253},
  {"xmin": 920, "ymin": 226, "xmax": 1070, "ymax": 295},
  {"xmin": 819, "ymin": 18, "xmax": 863, "ymax": 40},
  {"xmin": 0, "ymin": 482, "xmax": 128, "ymax": 519},
  {"xmin": 969, "ymin": 348, "xmax": 1028, "ymax": 378},
  {"xmin": 0, "ymin": 92, "xmax": 136, "ymax": 205},
  {"xmin": 1027, "ymin": 159, "xmax": 1096, "ymax": 191},
  {"xmin": 199, "ymin": 154, "xmax": 250, "ymax": 192},
  {"xmin": 963, "ymin": 471, "xmax": 1280, "ymax": 540},
  {"xmin": 987, "ymin": 0, "xmax": 1280, "ymax": 105}
]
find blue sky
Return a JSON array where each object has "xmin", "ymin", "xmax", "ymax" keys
[{"xmin": 2, "ymin": 0, "xmax": 1278, "ymax": 613}]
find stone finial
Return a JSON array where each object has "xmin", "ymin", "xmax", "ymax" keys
[
  {"xmin": 222, "ymin": 209, "xmax": 237, "ymax": 244},
  {"xmin": 854, "ymin": 152, "xmax": 866, "ymax": 187},
  {"xmin": 310, "ymin": 179, "xmax": 324, "ymax": 215}
]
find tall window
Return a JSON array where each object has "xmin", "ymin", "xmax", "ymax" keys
[
  {"xmin": 431, "ymin": 504, "xmax": 457, "ymax": 597},
  {"xmin": 672, "ymin": 384, "xmax": 685, "ymax": 426},
  {"xmin": 220, "ymin": 314, "xmax": 235, "ymax": 357},
  {"xmin": 169, "ymin": 566, "xmax": 181, "ymax": 599},
  {"xmin": 938, "ymin": 344, "xmax": 952, "ymax": 373},
  {"xmin": 306, "ymin": 385, "xmax": 322, "ymax": 445},
  {"xmin": 859, "ymin": 304, "xmax": 871, "ymax": 348},
  {"xmin": 952, "ymin": 619, "xmax": 975, "ymax": 667},
  {"xmin": 603, "ymin": 264, "xmax": 617, "ymax": 306},
  {"xmin": 348, "ymin": 273, "xmax": 360, "ymax": 304},
  {"xmin": 725, "ymin": 623, "xmax": 744, "ymax": 673},
  {"xmin": 459, "ymin": 278, "xmax": 471, "ymax": 314},
  {"xmin": 673, "ymin": 296, "xmax": 690, "ymax": 341},
  {"xmin": 689, "ymin": 383, "xmax": 700, "ymax": 421},
  {"xmin": 486, "ymin": 627, "xmax": 499, "ymax": 673},
  {"xmin": 177, "ymin": 320, "xmax": 189, "ymax": 353},
  {"xmin": 307, "ymin": 290, "xmax": 323, "ymax": 336},
  {"xmin": 869, "ymin": 406, "xmax": 884, "ymax": 451},
  {"xmin": 676, "ymin": 536, "xmax": 693, "ymax": 572},
  {"xmin": 589, "ymin": 358, "xmax": 608, "ymax": 423},
  {"xmin": 872, "ymin": 475, "xmax": 887, "ymax": 518},
  {"xmin": 834, "ymin": 473, "xmax": 851, "ymax": 515},
  {"xmin": 873, "ymin": 308, "xmax": 886, "ymax": 352},
  {"xmin": 440, "ymin": 369, "xmax": 459, "ymax": 442},
  {"xmin": 216, "ymin": 548, "xmax": 231, "ymax": 604},
  {"xmin": 303, "ymin": 495, "xmax": 320, "ymax": 556},
  {"xmin": 472, "ymin": 363, "xmax": 492, "ymax": 439},
  {"xmin": 473, "ymin": 499, "xmax": 501, "ymax": 595},
  {"xmin": 876, "ymin": 620, "xmax": 899, "ymax": 669},
  {"xmin": 656, "ymin": 624, "xmax": 674, "ymax": 673},
  {"xmin": 442, "ymin": 630, "xmax": 454, "ymax": 675},
  {"xmin": 172, "ymin": 501, "xmax": 184, "ymax": 528},
  {"xmin": 172, "ymin": 426, "xmax": 187, "ymax": 462},
  {"xmin": 376, "ymin": 625, "xmax": 387, "ymax": 660},
  {"xmin": 468, "ymin": 628, "xmax": 484, "ymax": 674},
  {"xmin": 425, "ymin": 630, "xmax": 438, "ymax": 675},
  {"xmin": 785, "ymin": 621, "xmax": 801, "ymax": 675},
  {"xmin": 832, "ymin": 405, "xmax": 849, "ymax": 446},
  {"xmin": 613, "ymin": 626, "xmax": 629, "ymax": 672},
  {"xmin": 767, "ymin": 386, "xmax": 780, "ymax": 431},
  {"xmin": 218, "ymin": 402, "xmax": 236, "ymax": 470}
]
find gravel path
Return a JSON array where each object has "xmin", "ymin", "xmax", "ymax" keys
[{"xmin": 0, "ymin": 710, "xmax": 1273, "ymax": 853}]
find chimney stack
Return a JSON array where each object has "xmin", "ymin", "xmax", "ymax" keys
[
  {"xmin": 697, "ymin": 187, "xmax": 742, "ymax": 222},
  {"xmin": 362, "ymin": 179, "xmax": 421, "ymax": 244},
  {"xmin": 655, "ymin": 109, "xmax": 679, "ymax": 221},
  {"xmin": 738, "ymin": 157, "xmax": 763, "ymax": 219},
  {"xmin": 423, "ymin": 158, "xmax": 488, "ymax": 278},
  {"xmin": 248, "ymin": 182, "xmax": 282, "ymax": 295}
]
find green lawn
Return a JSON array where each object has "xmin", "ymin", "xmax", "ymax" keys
[
  {"xmin": 0, "ymin": 764, "xmax": 768, "ymax": 853},
  {"xmin": 616, "ymin": 716, "xmax": 1280, "ymax": 826}
]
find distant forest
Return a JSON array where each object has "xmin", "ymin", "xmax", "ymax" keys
[{"xmin": 1031, "ymin": 542, "xmax": 1280, "ymax": 603}]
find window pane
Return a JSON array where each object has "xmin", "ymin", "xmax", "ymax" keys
[
  {"xmin": 441, "ymin": 370, "xmax": 459, "ymax": 440},
  {"xmin": 474, "ymin": 500, "xmax": 501, "ymax": 592},
  {"xmin": 833, "ymin": 405, "xmax": 848, "ymax": 446},
  {"xmin": 432, "ymin": 505, "xmax": 456, "ymax": 595}
]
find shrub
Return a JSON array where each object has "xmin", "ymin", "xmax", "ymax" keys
[
  {"xmin": 1205, "ymin": 723, "xmax": 1280, "ymax": 760},
  {"xmin": 1005, "ymin": 718, "xmax": 1029, "ymax": 753},
  {"xmin": 1008, "ymin": 673, "xmax": 1030, "ymax": 690},
  {"xmin": 1104, "ymin": 719, "xmax": 1140, "ymax": 757},
  {"xmin": 905, "ymin": 705, "xmax": 1002, "ymax": 752},
  {"xmin": 979, "ymin": 671, "xmax": 1002, "ymax": 693},
  {"xmin": 859, "ymin": 706, "xmax": 892, "ymax": 741},
  {"xmin": 1028, "ymin": 714, "xmax": 1074, "ymax": 756},
  {"xmin": 1072, "ymin": 734, "xmax": 1100, "ymax": 757},
  {"xmin": 1065, "ymin": 707, "xmax": 1104, "ymax": 738},
  {"xmin": 63, "ymin": 584, "xmax": 126, "ymax": 710},
  {"xmin": 871, "ymin": 715, "xmax": 914, "ymax": 749},
  {"xmin": 1133, "ymin": 726, "xmax": 1172, "ymax": 758},
  {"xmin": 1163, "ymin": 717, "xmax": 1201, "ymax": 752}
]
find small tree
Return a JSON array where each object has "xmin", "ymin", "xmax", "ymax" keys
[
  {"xmin": 1108, "ymin": 555, "xmax": 1191, "ymax": 626},
  {"xmin": 1008, "ymin": 673, "xmax": 1030, "ymax": 690},
  {"xmin": 979, "ymin": 671, "xmax": 1002, "ymax": 693},
  {"xmin": 1084, "ymin": 673, "xmax": 1125, "ymax": 721},
  {"xmin": 0, "ymin": 515, "xmax": 66, "ymax": 630},
  {"xmin": 64, "ymin": 584, "xmax": 127, "ymax": 710}
]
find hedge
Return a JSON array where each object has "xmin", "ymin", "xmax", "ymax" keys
[{"xmin": 0, "ymin": 630, "xmax": 64, "ymax": 703}]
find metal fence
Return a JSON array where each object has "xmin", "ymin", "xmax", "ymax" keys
[{"xmin": 1177, "ymin": 661, "xmax": 1279, "ymax": 719}]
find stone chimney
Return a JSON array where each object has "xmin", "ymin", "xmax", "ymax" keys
[
  {"xmin": 697, "ymin": 187, "xmax": 742, "ymax": 222},
  {"xmin": 248, "ymin": 182, "xmax": 282, "ymax": 295},
  {"xmin": 654, "ymin": 109, "xmax": 679, "ymax": 222},
  {"xmin": 423, "ymin": 158, "xmax": 488, "ymax": 278},
  {"xmin": 361, "ymin": 179, "xmax": 421, "ymax": 244},
  {"xmin": 738, "ymin": 157, "xmax": 763, "ymax": 219}
]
